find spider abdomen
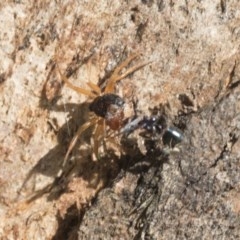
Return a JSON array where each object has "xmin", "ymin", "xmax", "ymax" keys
[{"xmin": 89, "ymin": 93, "xmax": 125, "ymax": 130}]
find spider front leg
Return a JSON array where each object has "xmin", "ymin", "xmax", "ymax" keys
[
  {"xmin": 104, "ymin": 53, "xmax": 150, "ymax": 93},
  {"xmin": 54, "ymin": 56, "xmax": 103, "ymax": 100},
  {"xmin": 62, "ymin": 117, "xmax": 99, "ymax": 168}
]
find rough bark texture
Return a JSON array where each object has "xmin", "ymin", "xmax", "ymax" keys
[{"xmin": 0, "ymin": 1, "xmax": 240, "ymax": 239}]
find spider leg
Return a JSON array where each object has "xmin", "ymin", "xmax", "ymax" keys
[
  {"xmin": 105, "ymin": 53, "xmax": 150, "ymax": 93},
  {"xmin": 104, "ymin": 134, "xmax": 122, "ymax": 156},
  {"xmin": 55, "ymin": 62, "xmax": 97, "ymax": 98},
  {"xmin": 86, "ymin": 81, "xmax": 101, "ymax": 95},
  {"xmin": 92, "ymin": 118, "xmax": 105, "ymax": 157},
  {"xmin": 62, "ymin": 117, "xmax": 99, "ymax": 167}
]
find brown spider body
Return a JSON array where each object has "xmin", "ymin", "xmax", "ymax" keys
[
  {"xmin": 55, "ymin": 53, "xmax": 149, "ymax": 164},
  {"xmin": 89, "ymin": 93, "xmax": 125, "ymax": 130}
]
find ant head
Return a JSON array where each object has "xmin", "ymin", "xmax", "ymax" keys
[{"xmin": 142, "ymin": 115, "xmax": 167, "ymax": 134}]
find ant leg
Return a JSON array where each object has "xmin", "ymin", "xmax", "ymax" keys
[
  {"xmin": 55, "ymin": 62, "xmax": 97, "ymax": 98},
  {"xmin": 62, "ymin": 117, "xmax": 99, "ymax": 168},
  {"xmin": 105, "ymin": 54, "xmax": 150, "ymax": 93}
]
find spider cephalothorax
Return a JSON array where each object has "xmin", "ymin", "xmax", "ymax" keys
[{"xmin": 56, "ymin": 53, "xmax": 149, "ymax": 164}]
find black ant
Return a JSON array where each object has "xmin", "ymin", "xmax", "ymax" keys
[{"xmin": 120, "ymin": 114, "xmax": 184, "ymax": 150}]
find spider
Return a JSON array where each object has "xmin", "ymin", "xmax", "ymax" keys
[{"xmin": 55, "ymin": 53, "xmax": 149, "ymax": 166}]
